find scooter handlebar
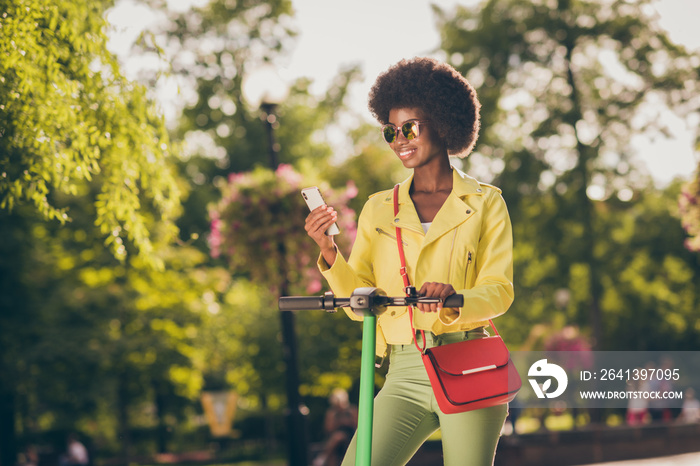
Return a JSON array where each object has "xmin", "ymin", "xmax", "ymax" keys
[
  {"xmin": 278, "ymin": 292, "xmax": 464, "ymax": 311},
  {"xmin": 443, "ymin": 294, "xmax": 464, "ymax": 308},
  {"xmin": 278, "ymin": 296, "xmax": 324, "ymax": 311}
]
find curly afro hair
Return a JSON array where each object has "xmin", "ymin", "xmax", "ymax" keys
[{"xmin": 368, "ymin": 57, "xmax": 481, "ymax": 157}]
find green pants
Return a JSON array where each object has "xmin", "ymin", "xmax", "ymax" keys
[{"xmin": 341, "ymin": 330, "xmax": 508, "ymax": 466}]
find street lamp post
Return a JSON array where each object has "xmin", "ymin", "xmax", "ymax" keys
[
  {"xmin": 260, "ymin": 102, "xmax": 281, "ymax": 169},
  {"xmin": 243, "ymin": 67, "xmax": 309, "ymax": 466}
]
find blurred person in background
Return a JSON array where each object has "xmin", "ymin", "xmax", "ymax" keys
[
  {"xmin": 59, "ymin": 434, "xmax": 88, "ymax": 466},
  {"xmin": 20, "ymin": 445, "xmax": 39, "ymax": 466},
  {"xmin": 648, "ymin": 357, "xmax": 676, "ymax": 423},
  {"xmin": 678, "ymin": 388, "xmax": 700, "ymax": 423},
  {"xmin": 313, "ymin": 388, "xmax": 358, "ymax": 466},
  {"xmin": 626, "ymin": 374, "xmax": 649, "ymax": 426}
]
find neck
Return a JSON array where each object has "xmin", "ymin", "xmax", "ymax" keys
[{"xmin": 411, "ymin": 155, "xmax": 453, "ymax": 193}]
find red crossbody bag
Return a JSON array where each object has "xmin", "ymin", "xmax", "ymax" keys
[{"xmin": 392, "ymin": 184, "xmax": 521, "ymax": 414}]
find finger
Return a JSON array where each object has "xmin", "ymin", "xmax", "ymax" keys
[
  {"xmin": 418, "ymin": 282, "xmax": 431, "ymax": 298},
  {"xmin": 418, "ymin": 282, "xmax": 439, "ymax": 313},
  {"xmin": 417, "ymin": 283, "xmax": 429, "ymax": 312},
  {"xmin": 420, "ymin": 283, "xmax": 454, "ymax": 313},
  {"xmin": 437, "ymin": 286, "xmax": 457, "ymax": 312},
  {"xmin": 430, "ymin": 298, "xmax": 439, "ymax": 313},
  {"xmin": 439, "ymin": 286, "xmax": 456, "ymax": 301},
  {"xmin": 306, "ymin": 205, "xmax": 334, "ymax": 220},
  {"xmin": 305, "ymin": 207, "xmax": 330, "ymax": 226},
  {"xmin": 306, "ymin": 210, "xmax": 337, "ymax": 234},
  {"xmin": 318, "ymin": 216, "xmax": 338, "ymax": 235}
]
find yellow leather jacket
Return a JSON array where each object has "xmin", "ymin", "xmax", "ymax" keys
[{"xmin": 318, "ymin": 168, "xmax": 514, "ymax": 357}]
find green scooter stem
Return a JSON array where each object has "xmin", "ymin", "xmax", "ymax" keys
[{"xmin": 356, "ymin": 315, "xmax": 376, "ymax": 466}]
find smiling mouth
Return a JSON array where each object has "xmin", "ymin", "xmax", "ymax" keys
[{"xmin": 398, "ymin": 148, "xmax": 416, "ymax": 159}]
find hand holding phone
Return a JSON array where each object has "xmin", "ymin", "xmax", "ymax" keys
[{"xmin": 302, "ymin": 187, "xmax": 340, "ymax": 236}]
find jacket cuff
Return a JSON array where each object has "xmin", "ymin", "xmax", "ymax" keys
[
  {"xmin": 438, "ymin": 306, "xmax": 461, "ymax": 326},
  {"xmin": 316, "ymin": 249, "xmax": 340, "ymax": 273}
]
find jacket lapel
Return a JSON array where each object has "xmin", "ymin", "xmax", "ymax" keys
[
  {"xmin": 423, "ymin": 169, "xmax": 484, "ymax": 248},
  {"xmin": 423, "ymin": 193, "xmax": 473, "ymax": 246},
  {"xmin": 382, "ymin": 169, "xmax": 485, "ymax": 244},
  {"xmin": 388, "ymin": 173, "xmax": 424, "ymax": 236}
]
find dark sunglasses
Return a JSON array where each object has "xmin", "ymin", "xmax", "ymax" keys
[{"xmin": 381, "ymin": 119, "xmax": 429, "ymax": 144}]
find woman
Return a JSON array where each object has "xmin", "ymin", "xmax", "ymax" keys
[{"xmin": 305, "ymin": 57, "xmax": 514, "ymax": 466}]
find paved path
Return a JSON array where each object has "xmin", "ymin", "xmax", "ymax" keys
[{"xmin": 580, "ymin": 451, "xmax": 700, "ymax": 465}]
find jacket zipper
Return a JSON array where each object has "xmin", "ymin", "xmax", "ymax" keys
[
  {"xmin": 465, "ymin": 251, "xmax": 473, "ymax": 287},
  {"xmin": 376, "ymin": 227, "xmax": 407, "ymax": 246},
  {"xmin": 447, "ymin": 229, "xmax": 458, "ymax": 283}
]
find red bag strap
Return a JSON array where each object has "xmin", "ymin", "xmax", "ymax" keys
[
  {"xmin": 392, "ymin": 184, "xmax": 500, "ymax": 352},
  {"xmin": 393, "ymin": 185, "xmax": 427, "ymax": 353}
]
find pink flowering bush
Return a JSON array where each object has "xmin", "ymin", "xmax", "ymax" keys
[
  {"xmin": 680, "ymin": 169, "xmax": 700, "ymax": 252},
  {"xmin": 209, "ymin": 164, "xmax": 357, "ymax": 295}
]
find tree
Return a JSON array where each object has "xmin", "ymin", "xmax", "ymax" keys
[
  {"xmin": 595, "ymin": 181, "xmax": 700, "ymax": 351},
  {"xmin": 130, "ymin": 1, "xmax": 378, "ymax": 460},
  {"xmin": 1, "ymin": 179, "xmax": 230, "ymax": 458},
  {"xmin": 141, "ymin": 0, "xmax": 296, "ymax": 171},
  {"xmin": 0, "ymin": 0, "xmax": 181, "ymax": 265},
  {"xmin": 436, "ymin": 0, "xmax": 700, "ymax": 348},
  {"xmin": 142, "ymin": 0, "xmax": 365, "ymax": 256},
  {"xmin": 0, "ymin": 0, "xmax": 189, "ymax": 463},
  {"xmin": 680, "ymin": 159, "xmax": 700, "ymax": 252}
]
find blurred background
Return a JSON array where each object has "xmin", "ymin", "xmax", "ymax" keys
[{"xmin": 1, "ymin": 0, "xmax": 699, "ymax": 465}]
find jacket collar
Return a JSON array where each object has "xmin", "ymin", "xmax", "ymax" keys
[
  {"xmin": 388, "ymin": 168, "xmax": 485, "ymax": 206},
  {"xmin": 383, "ymin": 168, "xmax": 484, "ymax": 242}
]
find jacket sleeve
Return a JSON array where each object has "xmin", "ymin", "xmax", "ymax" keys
[
  {"xmin": 439, "ymin": 190, "xmax": 514, "ymax": 326},
  {"xmin": 317, "ymin": 200, "xmax": 376, "ymax": 322}
]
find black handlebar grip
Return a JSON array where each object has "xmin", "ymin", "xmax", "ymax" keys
[
  {"xmin": 278, "ymin": 296, "xmax": 325, "ymax": 311},
  {"xmin": 444, "ymin": 294, "xmax": 464, "ymax": 308}
]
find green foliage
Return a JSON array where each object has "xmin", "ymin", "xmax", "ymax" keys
[
  {"xmin": 0, "ymin": 0, "xmax": 376, "ymax": 458},
  {"xmin": 679, "ymin": 163, "xmax": 700, "ymax": 251},
  {"xmin": 129, "ymin": 0, "xmax": 373, "ymax": 450},
  {"xmin": 163, "ymin": 0, "xmax": 364, "ymax": 253},
  {"xmin": 500, "ymin": 179, "xmax": 700, "ymax": 351},
  {"xmin": 436, "ymin": 0, "xmax": 699, "ymax": 207},
  {"xmin": 435, "ymin": 0, "xmax": 700, "ymax": 349},
  {"xmin": 153, "ymin": 0, "xmax": 296, "ymax": 172},
  {"xmin": 195, "ymin": 279, "xmax": 362, "ymax": 405},
  {"xmin": 1, "ymin": 196, "xmax": 227, "ymax": 451},
  {"xmin": 595, "ymin": 183, "xmax": 700, "ymax": 350},
  {"xmin": 0, "ymin": 0, "xmax": 181, "ymax": 264}
]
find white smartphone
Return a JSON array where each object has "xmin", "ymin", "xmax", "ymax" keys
[{"xmin": 301, "ymin": 186, "xmax": 340, "ymax": 236}]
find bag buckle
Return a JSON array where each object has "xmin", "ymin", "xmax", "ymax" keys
[{"xmin": 461, "ymin": 364, "xmax": 498, "ymax": 375}]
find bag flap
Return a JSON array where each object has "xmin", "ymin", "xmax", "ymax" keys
[{"xmin": 425, "ymin": 336, "xmax": 510, "ymax": 376}]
